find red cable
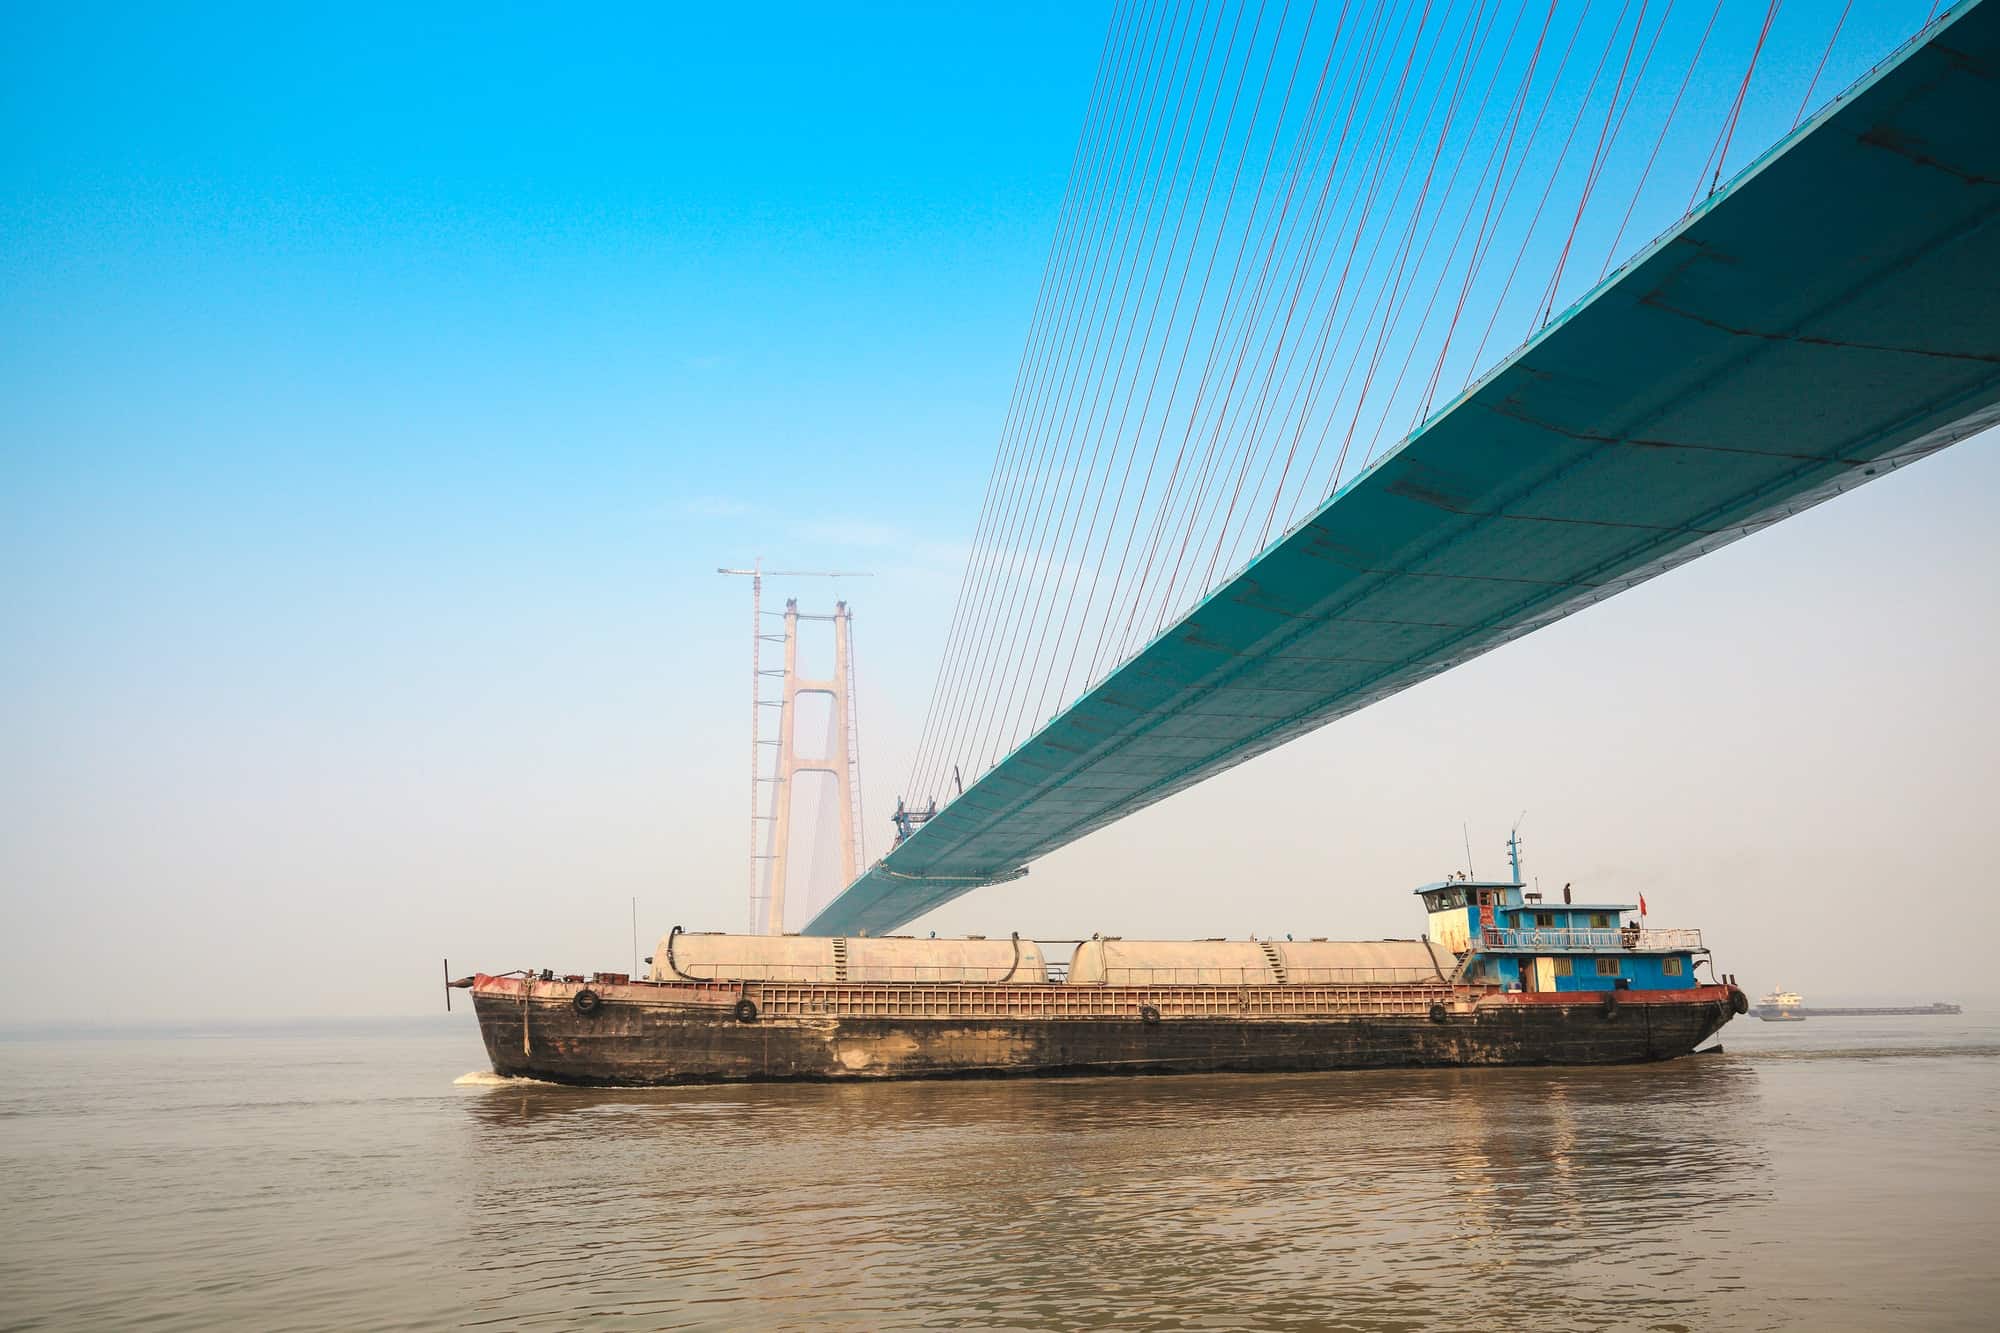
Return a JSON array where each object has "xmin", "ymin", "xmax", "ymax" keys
[
  {"xmin": 913, "ymin": 0, "xmax": 1159, "ymax": 799},
  {"xmin": 1278, "ymin": 0, "xmax": 1530, "ymax": 536},
  {"xmin": 1538, "ymin": 0, "xmax": 1648, "ymax": 328},
  {"xmin": 1195, "ymin": 0, "xmax": 1441, "ymax": 597},
  {"xmin": 1103, "ymin": 0, "xmax": 1339, "ymax": 669},
  {"xmin": 1045, "ymin": 0, "xmax": 1278, "ymax": 718},
  {"xmin": 1791, "ymin": 0, "xmax": 1852, "ymax": 130},
  {"xmin": 1150, "ymin": 0, "xmax": 1419, "ymax": 638},
  {"xmin": 1228, "ymin": 0, "xmax": 1491, "ymax": 577},
  {"xmin": 1449, "ymin": 0, "xmax": 1600, "ymax": 397},
  {"xmin": 971, "ymin": 0, "xmax": 1251, "ymax": 773},
  {"xmin": 1377, "ymin": 0, "xmax": 1563, "ymax": 493},
  {"xmin": 954, "ymin": 0, "xmax": 1199, "ymax": 775},
  {"xmin": 1281, "ymin": 0, "xmax": 1527, "ymax": 523},
  {"xmin": 902, "ymin": 0, "xmax": 1140, "ymax": 799},
  {"xmin": 1005, "ymin": 0, "xmax": 1242, "ymax": 745},
  {"xmin": 1597, "ymin": 0, "xmax": 1723, "ymax": 280},
  {"xmin": 1082, "ymin": 0, "xmax": 1314, "ymax": 691},
  {"xmin": 919, "ymin": 0, "xmax": 1178, "ymax": 797},
  {"xmin": 1456, "ymin": 0, "xmax": 1613, "ymax": 378},
  {"xmin": 1692, "ymin": 0, "xmax": 1783, "ymax": 212},
  {"xmin": 1330, "ymin": 0, "xmax": 1531, "ymax": 498},
  {"xmin": 1320, "ymin": 0, "xmax": 1519, "ymax": 509}
]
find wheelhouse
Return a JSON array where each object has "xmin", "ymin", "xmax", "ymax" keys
[{"xmin": 1414, "ymin": 833, "xmax": 1707, "ymax": 993}]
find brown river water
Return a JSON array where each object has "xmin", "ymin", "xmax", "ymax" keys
[{"xmin": 2, "ymin": 1014, "xmax": 1996, "ymax": 1331}]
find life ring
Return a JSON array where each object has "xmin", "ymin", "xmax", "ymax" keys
[
  {"xmin": 1728, "ymin": 988, "xmax": 1750, "ymax": 1015},
  {"xmin": 572, "ymin": 988, "xmax": 603, "ymax": 1017},
  {"xmin": 733, "ymin": 998, "xmax": 759, "ymax": 1024},
  {"xmin": 1600, "ymin": 992, "xmax": 1620, "ymax": 1021},
  {"xmin": 1428, "ymin": 1002, "xmax": 1448, "ymax": 1024},
  {"xmin": 1138, "ymin": 1004, "xmax": 1162, "ymax": 1025}
]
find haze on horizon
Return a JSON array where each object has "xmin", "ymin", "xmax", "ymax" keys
[{"xmin": 5, "ymin": 2, "xmax": 1995, "ymax": 1028}]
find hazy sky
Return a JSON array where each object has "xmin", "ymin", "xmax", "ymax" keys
[{"xmin": 6, "ymin": 1, "xmax": 1993, "ymax": 1026}]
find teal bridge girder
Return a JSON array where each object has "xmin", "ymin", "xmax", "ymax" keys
[{"xmin": 806, "ymin": 0, "xmax": 2000, "ymax": 938}]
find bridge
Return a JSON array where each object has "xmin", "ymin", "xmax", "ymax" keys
[{"xmin": 805, "ymin": 0, "xmax": 2000, "ymax": 937}]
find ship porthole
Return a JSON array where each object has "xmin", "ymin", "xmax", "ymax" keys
[
  {"xmin": 1138, "ymin": 1004, "xmax": 1161, "ymax": 1025},
  {"xmin": 1428, "ymin": 1002, "xmax": 1448, "ymax": 1024},
  {"xmin": 734, "ymin": 998, "xmax": 759, "ymax": 1024},
  {"xmin": 572, "ymin": 988, "xmax": 603, "ymax": 1017}
]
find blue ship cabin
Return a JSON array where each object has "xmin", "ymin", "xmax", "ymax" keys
[{"xmin": 1413, "ymin": 833, "xmax": 1708, "ymax": 994}]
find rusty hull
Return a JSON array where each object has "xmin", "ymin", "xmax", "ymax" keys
[{"xmin": 467, "ymin": 975, "xmax": 1738, "ymax": 1086}]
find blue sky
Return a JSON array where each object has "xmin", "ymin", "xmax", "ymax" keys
[{"xmin": 5, "ymin": 1, "xmax": 1995, "ymax": 1022}]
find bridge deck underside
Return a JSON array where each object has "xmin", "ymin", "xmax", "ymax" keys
[{"xmin": 808, "ymin": 1, "xmax": 2000, "ymax": 937}]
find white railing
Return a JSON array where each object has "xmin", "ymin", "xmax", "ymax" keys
[
  {"xmin": 665, "ymin": 963, "xmax": 1029, "ymax": 983},
  {"xmin": 1097, "ymin": 966, "xmax": 1444, "ymax": 985},
  {"xmin": 1480, "ymin": 926, "xmax": 1703, "ymax": 952}
]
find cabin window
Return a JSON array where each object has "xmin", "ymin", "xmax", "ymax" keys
[
  {"xmin": 1534, "ymin": 912, "xmax": 1556, "ymax": 927},
  {"xmin": 1551, "ymin": 957, "xmax": 1573, "ymax": 977},
  {"xmin": 1596, "ymin": 958, "xmax": 1622, "ymax": 977},
  {"xmin": 1588, "ymin": 912, "xmax": 1612, "ymax": 929},
  {"xmin": 1663, "ymin": 957, "xmax": 1684, "ymax": 977}
]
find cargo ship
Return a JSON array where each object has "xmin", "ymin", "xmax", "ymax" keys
[
  {"xmin": 1753, "ymin": 989, "xmax": 1960, "ymax": 1020},
  {"xmin": 1755, "ymin": 988, "xmax": 1806, "ymax": 1021},
  {"xmin": 455, "ymin": 835, "xmax": 1749, "ymax": 1085}
]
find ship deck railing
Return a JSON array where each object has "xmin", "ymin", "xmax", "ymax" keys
[
  {"xmin": 667, "ymin": 964, "xmax": 1033, "ymax": 983},
  {"xmin": 1480, "ymin": 926, "xmax": 1703, "ymax": 953},
  {"xmin": 744, "ymin": 982, "xmax": 1459, "ymax": 1021},
  {"xmin": 1095, "ymin": 967, "xmax": 1445, "ymax": 986},
  {"xmin": 662, "ymin": 964, "xmax": 1450, "ymax": 985}
]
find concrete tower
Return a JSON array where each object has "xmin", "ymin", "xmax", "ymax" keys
[{"xmin": 762, "ymin": 598, "xmax": 861, "ymax": 935}]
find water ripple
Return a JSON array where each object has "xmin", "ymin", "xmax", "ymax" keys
[{"xmin": 2, "ymin": 1022, "xmax": 1997, "ymax": 1329}]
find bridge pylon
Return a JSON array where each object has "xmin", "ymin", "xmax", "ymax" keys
[
  {"xmin": 761, "ymin": 598, "xmax": 863, "ymax": 936},
  {"xmin": 719, "ymin": 564, "xmax": 869, "ymax": 935}
]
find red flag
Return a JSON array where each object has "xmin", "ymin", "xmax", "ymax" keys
[{"xmin": 1639, "ymin": 893, "xmax": 1648, "ymax": 917}]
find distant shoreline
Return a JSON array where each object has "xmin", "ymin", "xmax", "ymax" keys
[{"xmin": 0, "ymin": 1015, "xmax": 470, "ymax": 1042}]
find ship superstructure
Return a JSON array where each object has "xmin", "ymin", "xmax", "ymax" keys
[{"xmin": 1419, "ymin": 832, "xmax": 1708, "ymax": 996}]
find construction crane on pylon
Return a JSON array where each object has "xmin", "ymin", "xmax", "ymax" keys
[{"xmin": 718, "ymin": 562, "xmax": 872, "ymax": 934}]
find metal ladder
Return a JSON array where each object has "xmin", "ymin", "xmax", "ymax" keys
[
  {"xmin": 1258, "ymin": 940, "xmax": 1288, "ymax": 983},
  {"xmin": 832, "ymin": 937, "xmax": 850, "ymax": 983}
]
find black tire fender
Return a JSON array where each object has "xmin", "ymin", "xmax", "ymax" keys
[
  {"xmin": 1428, "ymin": 1002, "xmax": 1449, "ymax": 1024},
  {"xmin": 1600, "ymin": 992, "xmax": 1620, "ymax": 1021},
  {"xmin": 1138, "ymin": 1004, "xmax": 1162, "ymax": 1025},
  {"xmin": 572, "ymin": 988, "xmax": 603, "ymax": 1017},
  {"xmin": 733, "ymin": 998, "xmax": 759, "ymax": 1024},
  {"xmin": 1728, "ymin": 988, "xmax": 1750, "ymax": 1015}
]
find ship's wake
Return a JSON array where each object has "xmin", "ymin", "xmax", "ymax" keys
[{"xmin": 453, "ymin": 1071, "xmax": 557, "ymax": 1087}]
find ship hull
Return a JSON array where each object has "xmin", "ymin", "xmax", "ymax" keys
[{"xmin": 467, "ymin": 976, "xmax": 1739, "ymax": 1086}]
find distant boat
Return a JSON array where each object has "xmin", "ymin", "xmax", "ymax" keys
[
  {"xmin": 1756, "ymin": 988, "xmax": 1807, "ymax": 1022},
  {"xmin": 1753, "ymin": 988, "xmax": 1961, "ymax": 1021}
]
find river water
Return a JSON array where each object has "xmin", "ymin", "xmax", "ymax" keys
[{"xmin": 2, "ymin": 1013, "xmax": 1995, "ymax": 1330}]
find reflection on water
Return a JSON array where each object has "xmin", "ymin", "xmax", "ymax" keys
[
  {"xmin": 455, "ymin": 1061, "xmax": 1771, "ymax": 1330},
  {"xmin": 2, "ymin": 1018, "xmax": 1995, "ymax": 1330}
]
